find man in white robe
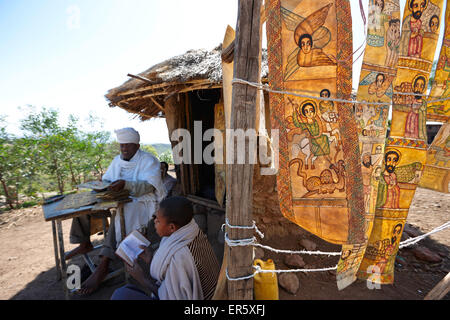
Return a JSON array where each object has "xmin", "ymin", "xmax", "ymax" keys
[{"xmin": 76, "ymin": 127, "xmax": 166, "ymax": 295}]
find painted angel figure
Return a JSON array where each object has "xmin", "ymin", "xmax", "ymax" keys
[
  {"xmin": 281, "ymin": 4, "xmax": 336, "ymax": 81},
  {"xmin": 359, "ymin": 72, "xmax": 394, "ymax": 99}
]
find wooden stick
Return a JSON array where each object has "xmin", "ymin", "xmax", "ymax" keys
[
  {"xmin": 127, "ymin": 73, "xmax": 153, "ymax": 84},
  {"xmin": 150, "ymin": 96, "xmax": 165, "ymax": 112},
  {"xmin": 56, "ymin": 220, "xmax": 69, "ymax": 300},
  {"xmin": 117, "ymin": 83, "xmax": 221, "ymax": 104},
  {"xmin": 424, "ymin": 272, "xmax": 450, "ymax": 300},
  {"xmin": 117, "ymin": 79, "xmax": 213, "ymax": 97},
  {"xmin": 52, "ymin": 220, "xmax": 62, "ymax": 281},
  {"xmin": 226, "ymin": 0, "xmax": 262, "ymax": 300},
  {"xmin": 186, "ymin": 195, "xmax": 225, "ymax": 212}
]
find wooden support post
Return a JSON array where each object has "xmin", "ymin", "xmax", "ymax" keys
[
  {"xmin": 52, "ymin": 220, "xmax": 62, "ymax": 281},
  {"xmin": 424, "ymin": 272, "xmax": 450, "ymax": 300},
  {"xmin": 56, "ymin": 220, "xmax": 69, "ymax": 300},
  {"xmin": 226, "ymin": 0, "xmax": 262, "ymax": 300}
]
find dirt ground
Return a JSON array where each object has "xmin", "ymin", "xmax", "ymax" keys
[{"xmin": 0, "ymin": 187, "xmax": 448, "ymax": 300}]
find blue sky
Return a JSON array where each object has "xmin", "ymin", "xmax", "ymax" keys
[{"xmin": 0, "ymin": 0, "xmax": 444, "ymax": 143}]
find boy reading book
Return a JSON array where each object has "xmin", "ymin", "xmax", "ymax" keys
[
  {"xmin": 111, "ymin": 196, "xmax": 220, "ymax": 300},
  {"xmin": 115, "ymin": 230, "xmax": 150, "ymax": 267}
]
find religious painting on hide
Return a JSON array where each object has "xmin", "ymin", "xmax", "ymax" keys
[
  {"xmin": 419, "ymin": 123, "xmax": 450, "ymax": 192},
  {"xmin": 266, "ymin": 0, "xmax": 365, "ymax": 253},
  {"xmin": 358, "ymin": 0, "xmax": 444, "ymax": 285},
  {"xmin": 337, "ymin": 0, "xmax": 401, "ymax": 291},
  {"xmin": 427, "ymin": 0, "xmax": 450, "ymax": 122}
]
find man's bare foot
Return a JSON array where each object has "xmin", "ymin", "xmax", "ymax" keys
[
  {"xmin": 65, "ymin": 242, "xmax": 94, "ymax": 260},
  {"xmin": 77, "ymin": 257, "xmax": 110, "ymax": 296}
]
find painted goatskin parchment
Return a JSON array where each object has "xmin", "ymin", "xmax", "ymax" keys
[
  {"xmin": 427, "ymin": 0, "xmax": 450, "ymax": 122},
  {"xmin": 357, "ymin": 0, "xmax": 444, "ymax": 285},
  {"xmin": 338, "ymin": 0, "xmax": 401, "ymax": 291},
  {"xmin": 419, "ymin": 123, "xmax": 450, "ymax": 192},
  {"xmin": 266, "ymin": 0, "xmax": 366, "ymax": 290}
]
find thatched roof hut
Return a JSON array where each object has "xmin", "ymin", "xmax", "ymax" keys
[
  {"xmin": 104, "ymin": 45, "xmax": 312, "ymax": 266},
  {"xmin": 105, "ymin": 45, "xmax": 268, "ymax": 120}
]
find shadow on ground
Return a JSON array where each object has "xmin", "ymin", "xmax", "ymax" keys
[
  {"xmin": 264, "ymin": 222, "xmax": 450, "ymax": 300},
  {"xmin": 8, "ymin": 224, "xmax": 450, "ymax": 300},
  {"xmin": 10, "ymin": 238, "xmax": 126, "ymax": 300}
]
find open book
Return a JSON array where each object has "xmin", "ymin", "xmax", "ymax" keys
[{"xmin": 115, "ymin": 230, "xmax": 151, "ymax": 267}]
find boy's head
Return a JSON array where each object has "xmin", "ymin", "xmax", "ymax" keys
[{"xmin": 154, "ymin": 196, "xmax": 194, "ymax": 237}]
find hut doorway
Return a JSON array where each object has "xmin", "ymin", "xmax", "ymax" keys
[{"xmin": 188, "ymin": 88, "xmax": 221, "ymax": 202}]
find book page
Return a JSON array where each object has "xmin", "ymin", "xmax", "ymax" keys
[{"xmin": 116, "ymin": 232, "xmax": 150, "ymax": 265}]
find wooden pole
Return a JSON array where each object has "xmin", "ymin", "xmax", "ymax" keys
[
  {"xmin": 424, "ymin": 272, "xmax": 450, "ymax": 300},
  {"xmin": 51, "ymin": 220, "xmax": 62, "ymax": 281},
  {"xmin": 226, "ymin": 0, "xmax": 262, "ymax": 300}
]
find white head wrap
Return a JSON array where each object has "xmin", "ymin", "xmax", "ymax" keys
[{"xmin": 114, "ymin": 127, "xmax": 140, "ymax": 144}]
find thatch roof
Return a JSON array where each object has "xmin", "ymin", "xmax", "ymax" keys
[{"xmin": 105, "ymin": 45, "xmax": 268, "ymax": 120}]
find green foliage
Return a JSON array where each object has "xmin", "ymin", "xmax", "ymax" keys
[
  {"xmin": 0, "ymin": 107, "xmax": 119, "ymax": 210},
  {"xmin": 0, "ymin": 107, "xmax": 175, "ymax": 210},
  {"xmin": 142, "ymin": 144, "xmax": 173, "ymax": 164},
  {"xmin": 151, "ymin": 143, "xmax": 172, "ymax": 155},
  {"xmin": 159, "ymin": 150, "xmax": 174, "ymax": 164},
  {"xmin": 140, "ymin": 144, "xmax": 159, "ymax": 158}
]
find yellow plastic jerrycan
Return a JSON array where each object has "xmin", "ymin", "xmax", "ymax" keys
[{"xmin": 253, "ymin": 259, "xmax": 279, "ymax": 300}]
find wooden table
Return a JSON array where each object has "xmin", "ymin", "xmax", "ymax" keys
[{"xmin": 43, "ymin": 197, "xmax": 129, "ymax": 299}]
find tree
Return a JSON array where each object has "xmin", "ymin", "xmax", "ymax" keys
[
  {"xmin": 0, "ymin": 117, "xmax": 39, "ymax": 208},
  {"xmin": 0, "ymin": 118, "xmax": 15, "ymax": 209},
  {"xmin": 20, "ymin": 107, "xmax": 73, "ymax": 195},
  {"xmin": 159, "ymin": 150, "xmax": 174, "ymax": 164},
  {"xmin": 141, "ymin": 144, "xmax": 159, "ymax": 158}
]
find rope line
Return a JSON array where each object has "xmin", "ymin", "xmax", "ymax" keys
[
  {"xmin": 224, "ymin": 218, "xmax": 265, "ymax": 239},
  {"xmin": 232, "ymin": 78, "xmax": 450, "ymax": 105},
  {"xmin": 399, "ymin": 221, "xmax": 450, "ymax": 249},
  {"xmin": 224, "ymin": 219, "xmax": 450, "ymax": 281}
]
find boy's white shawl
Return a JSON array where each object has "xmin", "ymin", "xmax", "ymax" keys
[{"xmin": 150, "ymin": 219, "xmax": 203, "ymax": 300}]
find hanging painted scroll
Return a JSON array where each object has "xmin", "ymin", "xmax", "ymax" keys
[
  {"xmin": 419, "ymin": 122, "xmax": 450, "ymax": 192},
  {"xmin": 357, "ymin": 0, "xmax": 445, "ymax": 285},
  {"xmin": 337, "ymin": 0, "xmax": 402, "ymax": 290},
  {"xmin": 420, "ymin": 0, "xmax": 450, "ymax": 193},
  {"xmin": 427, "ymin": 0, "xmax": 450, "ymax": 122},
  {"xmin": 266, "ymin": 0, "xmax": 365, "ymax": 288}
]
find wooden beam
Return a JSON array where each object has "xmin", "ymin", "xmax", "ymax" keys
[
  {"xmin": 116, "ymin": 102, "xmax": 152, "ymax": 119},
  {"xmin": 186, "ymin": 195, "xmax": 225, "ymax": 212},
  {"xmin": 117, "ymin": 83, "xmax": 222, "ymax": 105},
  {"xmin": 150, "ymin": 96, "xmax": 165, "ymax": 112},
  {"xmin": 117, "ymin": 79, "xmax": 216, "ymax": 97},
  {"xmin": 226, "ymin": 0, "xmax": 262, "ymax": 300},
  {"xmin": 127, "ymin": 73, "xmax": 153, "ymax": 84},
  {"xmin": 424, "ymin": 272, "xmax": 450, "ymax": 300},
  {"xmin": 221, "ymin": 5, "xmax": 265, "ymax": 64}
]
